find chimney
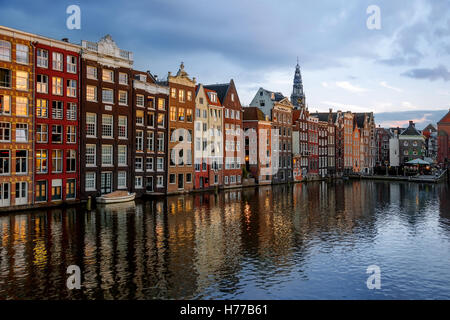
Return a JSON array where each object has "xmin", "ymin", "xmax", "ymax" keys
[
  {"xmin": 409, "ymin": 120, "xmax": 414, "ymax": 127},
  {"xmin": 61, "ymin": 38, "xmax": 69, "ymax": 42}
]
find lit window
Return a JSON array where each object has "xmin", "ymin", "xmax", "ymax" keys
[
  {"xmin": 86, "ymin": 85, "xmax": 97, "ymax": 101},
  {"xmin": 102, "ymin": 69, "xmax": 114, "ymax": 82},
  {"xmin": 16, "ymin": 97, "xmax": 28, "ymax": 116},
  {"xmin": 52, "ymin": 77, "xmax": 63, "ymax": 95},
  {"xmin": 16, "ymin": 71, "xmax": 28, "ymax": 91}
]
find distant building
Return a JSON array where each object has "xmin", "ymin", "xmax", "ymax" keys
[
  {"xmin": 422, "ymin": 123, "xmax": 438, "ymax": 161},
  {"xmin": 249, "ymin": 87, "xmax": 285, "ymax": 118},
  {"xmin": 399, "ymin": 121, "xmax": 425, "ymax": 164},
  {"xmin": 290, "ymin": 60, "xmax": 306, "ymax": 108},
  {"xmin": 437, "ymin": 109, "xmax": 450, "ymax": 165},
  {"xmin": 389, "ymin": 128, "xmax": 400, "ymax": 167},
  {"xmin": 375, "ymin": 127, "xmax": 391, "ymax": 166}
]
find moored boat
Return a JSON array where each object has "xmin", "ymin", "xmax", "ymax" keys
[{"xmin": 96, "ymin": 191, "xmax": 136, "ymax": 204}]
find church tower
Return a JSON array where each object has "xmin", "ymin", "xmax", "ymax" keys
[{"xmin": 290, "ymin": 58, "xmax": 305, "ymax": 109}]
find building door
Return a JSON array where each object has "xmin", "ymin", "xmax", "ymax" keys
[
  {"xmin": 0, "ymin": 183, "xmax": 10, "ymax": 207},
  {"xmin": 101, "ymin": 172, "xmax": 112, "ymax": 194},
  {"xmin": 199, "ymin": 177, "xmax": 203, "ymax": 188},
  {"xmin": 178, "ymin": 173, "xmax": 184, "ymax": 189},
  {"xmin": 146, "ymin": 177, "xmax": 153, "ymax": 192},
  {"xmin": 15, "ymin": 182, "xmax": 27, "ymax": 205}
]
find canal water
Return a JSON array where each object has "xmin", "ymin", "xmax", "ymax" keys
[{"xmin": 0, "ymin": 180, "xmax": 449, "ymax": 300}]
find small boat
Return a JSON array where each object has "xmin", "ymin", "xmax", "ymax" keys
[{"xmin": 96, "ymin": 191, "xmax": 136, "ymax": 204}]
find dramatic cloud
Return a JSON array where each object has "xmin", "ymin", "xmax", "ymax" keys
[{"xmin": 401, "ymin": 65, "xmax": 450, "ymax": 81}]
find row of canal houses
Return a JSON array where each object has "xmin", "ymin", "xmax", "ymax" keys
[{"xmin": 0, "ymin": 25, "xmax": 377, "ymax": 210}]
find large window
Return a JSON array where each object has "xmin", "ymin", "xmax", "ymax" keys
[
  {"xmin": 52, "ymin": 125, "xmax": 63, "ymax": 143},
  {"xmin": 51, "ymin": 179, "xmax": 62, "ymax": 201},
  {"xmin": 119, "ymin": 90, "xmax": 128, "ymax": 105},
  {"xmin": 86, "ymin": 145, "xmax": 96, "ymax": 166},
  {"xmin": 15, "ymin": 123, "xmax": 27, "ymax": 142},
  {"xmin": 16, "ymin": 97, "xmax": 28, "ymax": 116},
  {"xmin": 66, "ymin": 179, "xmax": 76, "ymax": 199},
  {"xmin": 102, "ymin": 114, "xmax": 113, "ymax": 138},
  {"xmin": 158, "ymin": 98, "xmax": 165, "ymax": 110},
  {"xmin": 52, "ymin": 101, "xmax": 63, "ymax": 119},
  {"xmin": 119, "ymin": 73, "xmax": 128, "ymax": 85},
  {"xmin": 35, "ymin": 181, "xmax": 47, "ymax": 202},
  {"xmin": 86, "ymin": 85, "xmax": 97, "ymax": 101},
  {"xmin": 118, "ymin": 171, "xmax": 127, "ymax": 189},
  {"xmin": 52, "ymin": 52, "xmax": 63, "ymax": 71},
  {"xmin": 101, "ymin": 145, "xmax": 113, "ymax": 166},
  {"xmin": 67, "ymin": 55, "xmax": 77, "ymax": 73},
  {"xmin": 136, "ymin": 94, "xmax": 144, "ymax": 107},
  {"xmin": 37, "ymin": 74, "xmax": 48, "ymax": 93},
  {"xmin": 16, "ymin": 44, "xmax": 29, "ymax": 64},
  {"xmin": 157, "ymin": 113, "xmax": 165, "ymax": 128},
  {"xmin": 136, "ymin": 110, "xmax": 144, "ymax": 125},
  {"xmin": 87, "ymin": 66, "xmax": 97, "ymax": 79},
  {"xmin": 146, "ymin": 157, "xmax": 153, "ymax": 171},
  {"xmin": 36, "ymin": 124, "xmax": 48, "ymax": 143},
  {"xmin": 136, "ymin": 130, "xmax": 143, "ymax": 151},
  {"xmin": 52, "ymin": 150, "xmax": 63, "ymax": 173},
  {"xmin": 102, "ymin": 69, "xmax": 114, "ymax": 82},
  {"xmin": 66, "ymin": 149, "xmax": 76, "ymax": 172},
  {"xmin": 66, "ymin": 79, "xmax": 77, "ymax": 97},
  {"xmin": 0, "ymin": 150, "xmax": 10, "ymax": 174},
  {"xmin": 118, "ymin": 145, "xmax": 127, "ymax": 166},
  {"xmin": 0, "ymin": 68, "xmax": 11, "ymax": 88},
  {"xmin": 86, "ymin": 113, "xmax": 97, "ymax": 137},
  {"xmin": 36, "ymin": 150, "xmax": 47, "ymax": 173},
  {"xmin": 0, "ymin": 40, "xmax": 11, "ymax": 61},
  {"xmin": 37, "ymin": 49, "xmax": 48, "ymax": 68},
  {"xmin": 170, "ymin": 107, "xmax": 176, "ymax": 121},
  {"xmin": 67, "ymin": 103, "xmax": 77, "ymax": 120},
  {"xmin": 85, "ymin": 172, "xmax": 96, "ymax": 191},
  {"xmin": 0, "ymin": 122, "xmax": 11, "ymax": 142},
  {"xmin": 135, "ymin": 157, "xmax": 143, "ymax": 171},
  {"xmin": 0, "ymin": 95, "xmax": 11, "ymax": 115},
  {"xmin": 52, "ymin": 77, "xmax": 63, "ymax": 95},
  {"xmin": 157, "ymin": 132, "xmax": 164, "ymax": 152},
  {"xmin": 67, "ymin": 125, "xmax": 76, "ymax": 143},
  {"xmin": 118, "ymin": 116, "xmax": 127, "ymax": 138},
  {"xmin": 178, "ymin": 108, "xmax": 185, "ymax": 121},
  {"xmin": 157, "ymin": 157, "xmax": 164, "ymax": 171},
  {"xmin": 147, "ymin": 131, "xmax": 154, "ymax": 151},
  {"xmin": 186, "ymin": 109, "xmax": 193, "ymax": 122},
  {"xmin": 102, "ymin": 88, "xmax": 114, "ymax": 103},
  {"xmin": 16, "ymin": 71, "xmax": 28, "ymax": 91}
]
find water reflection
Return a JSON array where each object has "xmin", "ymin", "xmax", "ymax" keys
[{"xmin": 0, "ymin": 181, "xmax": 449, "ymax": 299}]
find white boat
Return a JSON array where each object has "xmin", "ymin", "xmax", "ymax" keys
[{"xmin": 96, "ymin": 191, "xmax": 136, "ymax": 204}]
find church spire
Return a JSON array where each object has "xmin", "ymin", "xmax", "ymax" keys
[{"xmin": 290, "ymin": 59, "xmax": 305, "ymax": 109}]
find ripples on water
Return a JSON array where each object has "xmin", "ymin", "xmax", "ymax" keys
[{"xmin": 0, "ymin": 181, "xmax": 449, "ymax": 300}]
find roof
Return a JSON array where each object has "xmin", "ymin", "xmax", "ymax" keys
[
  {"xmin": 423, "ymin": 123, "xmax": 437, "ymax": 132},
  {"xmin": 243, "ymin": 107, "xmax": 267, "ymax": 121},
  {"xmin": 400, "ymin": 121, "xmax": 422, "ymax": 136},
  {"xmin": 262, "ymin": 88, "xmax": 285, "ymax": 102},
  {"xmin": 204, "ymin": 83, "xmax": 230, "ymax": 104},
  {"xmin": 203, "ymin": 87, "xmax": 222, "ymax": 106},
  {"xmin": 309, "ymin": 112, "xmax": 330, "ymax": 122},
  {"xmin": 437, "ymin": 110, "xmax": 450, "ymax": 124}
]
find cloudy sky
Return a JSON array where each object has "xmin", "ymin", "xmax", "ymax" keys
[{"xmin": 1, "ymin": 0, "xmax": 449, "ymax": 126}]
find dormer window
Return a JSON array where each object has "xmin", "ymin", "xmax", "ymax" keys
[
  {"xmin": 134, "ymin": 74, "xmax": 146, "ymax": 82},
  {"xmin": 209, "ymin": 93, "xmax": 217, "ymax": 103}
]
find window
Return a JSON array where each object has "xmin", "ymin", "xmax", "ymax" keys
[
  {"xmin": 186, "ymin": 109, "xmax": 193, "ymax": 122},
  {"xmin": 158, "ymin": 98, "xmax": 165, "ymax": 110},
  {"xmin": 52, "ymin": 77, "xmax": 63, "ymax": 95},
  {"xmin": 147, "ymin": 131, "xmax": 154, "ymax": 151},
  {"xmin": 147, "ymin": 112, "xmax": 155, "ymax": 127},
  {"xmin": 136, "ymin": 110, "xmax": 144, "ymax": 125},
  {"xmin": 67, "ymin": 125, "xmax": 76, "ymax": 143},
  {"xmin": 0, "ymin": 150, "xmax": 10, "ymax": 175},
  {"xmin": 135, "ymin": 157, "xmax": 143, "ymax": 171},
  {"xmin": 102, "ymin": 88, "xmax": 114, "ymax": 103},
  {"xmin": 118, "ymin": 116, "xmax": 127, "ymax": 138},
  {"xmin": 35, "ymin": 181, "xmax": 47, "ymax": 202},
  {"xmin": 102, "ymin": 114, "xmax": 113, "ymax": 138},
  {"xmin": 171, "ymin": 88, "xmax": 176, "ymax": 98},
  {"xmin": 66, "ymin": 149, "xmax": 76, "ymax": 172},
  {"xmin": 157, "ymin": 113, "xmax": 165, "ymax": 127},
  {"xmin": 86, "ymin": 113, "xmax": 97, "ymax": 137},
  {"xmin": 119, "ymin": 90, "xmax": 128, "ymax": 105},
  {"xmin": 136, "ymin": 94, "xmax": 144, "ymax": 107},
  {"xmin": 86, "ymin": 85, "xmax": 97, "ymax": 101},
  {"xmin": 157, "ymin": 157, "xmax": 164, "ymax": 171},
  {"xmin": 67, "ymin": 55, "xmax": 77, "ymax": 73},
  {"xmin": 186, "ymin": 173, "xmax": 192, "ymax": 183},
  {"xmin": 157, "ymin": 132, "xmax": 164, "ymax": 152},
  {"xmin": 52, "ymin": 101, "xmax": 63, "ymax": 119},
  {"xmin": 66, "ymin": 79, "xmax": 77, "ymax": 97},
  {"xmin": 119, "ymin": 73, "xmax": 128, "ymax": 85},
  {"xmin": 52, "ymin": 52, "xmax": 63, "ymax": 71},
  {"xmin": 135, "ymin": 176, "xmax": 143, "ymax": 188},
  {"xmin": 0, "ymin": 95, "xmax": 11, "ymax": 115},
  {"xmin": 146, "ymin": 157, "xmax": 153, "ymax": 171},
  {"xmin": 52, "ymin": 125, "xmax": 63, "ymax": 143},
  {"xmin": 102, "ymin": 69, "xmax": 114, "ymax": 82},
  {"xmin": 37, "ymin": 74, "xmax": 48, "ymax": 93},
  {"xmin": 85, "ymin": 172, "xmax": 96, "ymax": 191},
  {"xmin": 67, "ymin": 103, "xmax": 77, "ymax": 120},
  {"xmin": 157, "ymin": 176, "xmax": 164, "ymax": 188},
  {"xmin": 118, "ymin": 171, "xmax": 127, "ymax": 189},
  {"xmin": 36, "ymin": 124, "xmax": 48, "ymax": 143},
  {"xmin": 66, "ymin": 179, "xmax": 76, "ymax": 199},
  {"xmin": 36, "ymin": 150, "xmax": 47, "ymax": 173},
  {"xmin": 118, "ymin": 145, "xmax": 127, "ymax": 166},
  {"xmin": 136, "ymin": 130, "xmax": 144, "ymax": 151},
  {"xmin": 16, "ymin": 150, "xmax": 28, "ymax": 174},
  {"xmin": 187, "ymin": 91, "xmax": 192, "ymax": 101},
  {"xmin": 0, "ymin": 40, "xmax": 11, "ymax": 61},
  {"xmin": 16, "ymin": 71, "xmax": 28, "ymax": 91},
  {"xmin": 87, "ymin": 66, "xmax": 97, "ymax": 79},
  {"xmin": 101, "ymin": 145, "xmax": 113, "ymax": 166},
  {"xmin": 37, "ymin": 49, "xmax": 48, "ymax": 68},
  {"xmin": 169, "ymin": 174, "xmax": 176, "ymax": 184},
  {"xmin": 0, "ymin": 122, "xmax": 11, "ymax": 142},
  {"xmin": 178, "ymin": 108, "xmax": 185, "ymax": 121},
  {"xmin": 0, "ymin": 68, "xmax": 11, "ymax": 88},
  {"xmin": 15, "ymin": 97, "xmax": 28, "ymax": 117},
  {"xmin": 16, "ymin": 123, "xmax": 27, "ymax": 142},
  {"xmin": 147, "ymin": 97, "xmax": 155, "ymax": 109},
  {"xmin": 179, "ymin": 89, "xmax": 185, "ymax": 102},
  {"xmin": 86, "ymin": 145, "xmax": 96, "ymax": 166},
  {"xmin": 231, "ymin": 93, "xmax": 235, "ymax": 101},
  {"xmin": 51, "ymin": 179, "xmax": 62, "ymax": 201},
  {"xmin": 15, "ymin": 44, "xmax": 28, "ymax": 64},
  {"xmin": 52, "ymin": 150, "xmax": 63, "ymax": 173},
  {"xmin": 170, "ymin": 107, "xmax": 176, "ymax": 121}
]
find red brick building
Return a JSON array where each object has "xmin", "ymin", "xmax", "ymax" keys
[
  {"xmin": 437, "ymin": 109, "xmax": 450, "ymax": 165},
  {"xmin": 33, "ymin": 39, "xmax": 80, "ymax": 203}
]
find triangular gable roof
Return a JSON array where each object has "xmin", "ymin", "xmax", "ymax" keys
[
  {"xmin": 437, "ymin": 110, "xmax": 450, "ymax": 124},
  {"xmin": 204, "ymin": 83, "xmax": 229, "ymax": 104},
  {"xmin": 401, "ymin": 122, "xmax": 422, "ymax": 136}
]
